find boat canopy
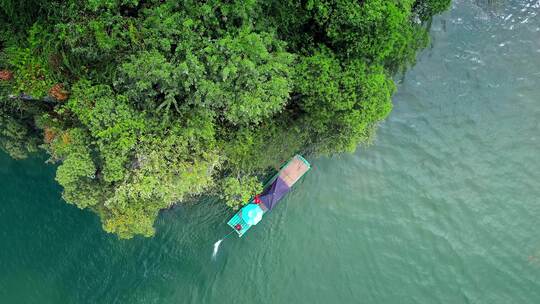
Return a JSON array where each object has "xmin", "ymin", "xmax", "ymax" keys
[
  {"xmin": 260, "ymin": 155, "xmax": 310, "ymax": 210},
  {"xmin": 259, "ymin": 176, "xmax": 290, "ymax": 210},
  {"xmin": 241, "ymin": 204, "xmax": 264, "ymax": 225}
]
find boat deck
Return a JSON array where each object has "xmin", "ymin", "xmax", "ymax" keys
[
  {"xmin": 227, "ymin": 211, "xmax": 250, "ymax": 237},
  {"xmin": 278, "ymin": 155, "xmax": 311, "ymax": 187}
]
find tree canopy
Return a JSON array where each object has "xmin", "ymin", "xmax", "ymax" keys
[{"xmin": 0, "ymin": 0, "xmax": 451, "ymax": 238}]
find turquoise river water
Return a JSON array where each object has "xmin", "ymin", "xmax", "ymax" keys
[{"xmin": 1, "ymin": 1, "xmax": 540, "ymax": 303}]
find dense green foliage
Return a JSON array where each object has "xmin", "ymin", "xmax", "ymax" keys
[
  {"xmin": 0, "ymin": 0, "xmax": 450, "ymax": 238},
  {"xmin": 221, "ymin": 175, "xmax": 262, "ymax": 209}
]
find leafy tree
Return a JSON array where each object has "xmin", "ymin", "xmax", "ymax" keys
[
  {"xmin": 221, "ymin": 176, "xmax": 262, "ymax": 209},
  {"xmin": 197, "ymin": 30, "xmax": 294, "ymax": 125},
  {"xmin": 295, "ymin": 49, "xmax": 394, "ymax": 153},
  {"xmin": 67, "ymin": 81, "xmax": 146, "ymax": 182},
  {"xmin": 413, "ymin": 0, "xmax": 452, "ymax": 22},
  {"xmin": 220, "ymin": 120, "xmax": 306, "ymax": 173},
  {"xmin": 54, "ymin": 128, "xmax": 105, "ymax": 209},
  {"xmin": 0, "ymin": 110, "xmax": 40, "ymax": 159}
]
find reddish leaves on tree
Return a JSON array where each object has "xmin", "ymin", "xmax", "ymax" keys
[
  {"xmin": 44, "ymin": 128, "xmax": 57, "ymax": 144},
  {"xmin": 49, "ymin": 83, "xmax": 69, "ymax": 101},
  {"xmin": 0, "ymin": 70, "xmax": 13, "ymax": 81}
]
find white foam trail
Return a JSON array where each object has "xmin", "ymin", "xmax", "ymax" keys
[{"xmin": 212, "ymin": 239, "xmax": 223, "ymax": 259}]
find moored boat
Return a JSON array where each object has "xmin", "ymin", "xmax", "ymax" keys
[{"xmin": 227, "ymin": 155, "xmax": 311, "ymax": 237}]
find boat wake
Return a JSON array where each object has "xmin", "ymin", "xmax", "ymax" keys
[{"xmin": 212, "ymin": 239, "xmax": 223, "ymax": 260}]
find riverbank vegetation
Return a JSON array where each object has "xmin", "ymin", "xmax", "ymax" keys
[{"xmin": 0, "ymin": 0, "xmax": 450, "ymax": 238}]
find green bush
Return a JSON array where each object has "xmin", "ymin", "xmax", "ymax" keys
[{"xmin": 221, "ymin": 176, "xmax": 263, "ymax": 210}]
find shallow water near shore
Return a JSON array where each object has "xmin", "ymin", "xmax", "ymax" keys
[{"xmin": 1, "ymin": 1, "xmax": 540, "ymax": 303}]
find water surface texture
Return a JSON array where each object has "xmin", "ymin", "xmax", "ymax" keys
[{"xmin": 1, "ymin": 1, "xmax": 539, "ymax": 303}]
